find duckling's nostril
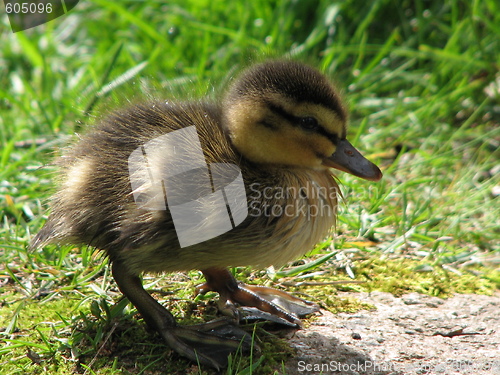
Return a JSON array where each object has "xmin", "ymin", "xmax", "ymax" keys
[{"xmin": 323, "ymin": 138, "xmax": 382, "ymax": 181}]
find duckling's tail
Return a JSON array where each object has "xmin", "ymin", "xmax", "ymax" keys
[{"xmin": 29, "ymin": 219, "xmax": 60, "ymax": 251}]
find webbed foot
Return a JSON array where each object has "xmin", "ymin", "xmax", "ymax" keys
[
  {"xmin": 199, "ymin": 267, "xmax": 319, "ymax": 327},
  {"xmin": 162, "ymin": 318, "xmax": 255, "ymax": 370},
  {"xmin": 112, "ymin": 262, "xmax": 256, "ymax": 370}
]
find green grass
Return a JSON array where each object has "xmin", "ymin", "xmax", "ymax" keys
[{"xmin": 1, "ymin": 0, "xmax": 499, "ymax": 374}]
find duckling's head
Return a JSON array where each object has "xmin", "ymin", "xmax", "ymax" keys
[{"xmin": 223, "ymin": 60, "xmax": 382, "ymax": 181}]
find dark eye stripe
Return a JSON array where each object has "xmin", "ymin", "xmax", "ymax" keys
[
  {"xmin": 259, "ymin": 119, "xmax": 278, "ymax": 130},
  {"xmin": 266, "ymin": 102, "xmax": 340, "ymax": 145},
  {"xmin": 315, "ymin": 125, "xmax": 339, "ymax": 145},
  {"xmin": 267, "ymin": 102, "xmax": 296, "ymax": 122}
]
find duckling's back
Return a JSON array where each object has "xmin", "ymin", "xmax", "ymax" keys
[{"xmin": 31, "ymin": 101, "xmax": 233, "ymax": 254}]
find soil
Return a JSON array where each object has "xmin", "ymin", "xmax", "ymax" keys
[{"xmin": 283, "ymin": 291, "xmax": 500, "ymax": 375}]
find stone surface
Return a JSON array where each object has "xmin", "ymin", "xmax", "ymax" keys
[{"xmin": 284, "ymin": 292, "xmax": 500, "ymax": 375}]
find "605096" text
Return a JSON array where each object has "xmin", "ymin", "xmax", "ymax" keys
[{"xmin": 5, "ymin": 2, "xmax": 53, "ymax": 14}]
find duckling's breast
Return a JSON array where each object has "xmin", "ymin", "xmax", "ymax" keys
[{"xmin": 233, "ymin": 168, "xmax": 340, "ymax": 268}]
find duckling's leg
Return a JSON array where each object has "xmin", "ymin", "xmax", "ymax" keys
[
  {"xmin": 111, "ymin": 262, "xmax": 254, "ymax": 370},
  {"xmin": 199, "ymin": 267, "xmax": 319, "ymax": 326}
]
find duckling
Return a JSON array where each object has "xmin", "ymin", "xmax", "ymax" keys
[{"xmin": 31, "ymin": 60, "xmax": 382, "ymax": 369}]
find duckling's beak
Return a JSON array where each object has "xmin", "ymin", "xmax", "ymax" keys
[{"xmin": 323, "ymin": 139, "xmax": 382, "ymax": 181}]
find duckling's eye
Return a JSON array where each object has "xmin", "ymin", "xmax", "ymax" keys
[{"xmin": 298, "ymin": 116, "xmax": 319, "ymax": 131}]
